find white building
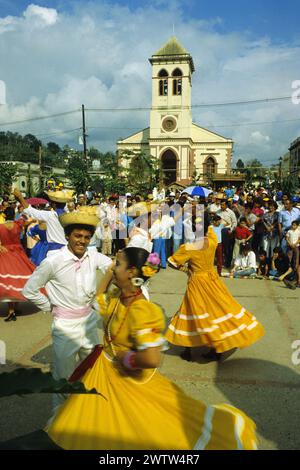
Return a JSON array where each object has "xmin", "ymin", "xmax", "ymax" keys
[{"xmin": 117, "ymin": 36, "xmax": 239, "ymax": 189}]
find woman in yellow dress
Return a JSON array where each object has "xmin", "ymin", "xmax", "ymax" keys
[
  {"xmin": 46, "ymin": 247, "xmax": 258, "ymax": 450},
  {"xmin": 165, "ymin": 212, "xmax": 265, "ymax": 361}
]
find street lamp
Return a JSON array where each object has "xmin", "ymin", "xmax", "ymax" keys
[{"xmin": 279, "ymin": 157, "xmax": 283, "ymax": 185}]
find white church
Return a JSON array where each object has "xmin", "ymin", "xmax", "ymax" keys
[{"xmin": 117, "ymin": 37, "xmax": 243, "ymax": 189}]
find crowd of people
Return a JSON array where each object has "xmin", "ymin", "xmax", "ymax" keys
[
  {"xmin": 1, "ymin": 182, "xmax": 299, "ymax": 288},
  {"xmin": 0, "ymin": 180, "xmax": 298, "ymax": 449}
]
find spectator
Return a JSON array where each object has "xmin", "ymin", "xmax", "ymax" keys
[
  {"xmin": 262, "ymin": 201, "xmax": 279, "ymax": 258},
  {"xmin": 232, "ymin": 217, "xmax": 253, "ymax": 261},
  {"xmin": 257, "ymin": 249, "xmax": 270, "ymax": 277},
  {"xmin": 286, "ymin": 220, "xmax": 300, "ymax": 270},
  {"xmin": 251, "ymin": 198, "xmax": 265, "ymax": 255},
  {"xmin": 231, "ymin": 243, "xmax": 257, "ymax": 278},
  {"xmin": 278, "ymin": 199, "xmax": 300, "ymax": 254},
  {"xmin": 269, "ymin": 247, "xmax": 293, "ymax": 281},
  {"xmin": 244, "ymin": 203, "xmax": 258, "ymax": 233},
  {"xmin": 217, "ymin": 200, "xmax": 237, "ymax": 268},
  {"xmin": 101, "ymin": 218, "xmax": 112, "ymax": 256},
  {"xmin": 211, "ymin": 214, "xmax": 224, "ymax": 276},
  {"xmin": 208, "ymin": 193, "xmax": 223, "ymax": 214}
]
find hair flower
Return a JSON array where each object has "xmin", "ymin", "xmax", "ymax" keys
[
  {"xmin": 147, "ymin": 252, "xmax": 160, "ymax": 266},
  {"xmin": 141, "ymin": 265, "xmax": 157, "ymax": 277}
]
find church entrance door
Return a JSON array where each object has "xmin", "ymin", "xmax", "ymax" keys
[{"xmin": 161, "ymin": 150, "xmax": 177, "ymax": 186}]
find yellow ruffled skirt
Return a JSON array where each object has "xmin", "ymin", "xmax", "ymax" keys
[
  {"xmin": 165, "ymin": 270, "xmax": 265, "ymax": 352},
  {"xmin": 46, "ymin": 350, "xmax": 257, "ymax": 450}
]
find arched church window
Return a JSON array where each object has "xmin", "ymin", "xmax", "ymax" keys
[
  {"xmin": 172, "ymin": 68, "xmax": 182, "ymax": 95},
  {"xmin": 158, "ymin": 69, "xmax": 168, "ymax": 96},
  {"xmin": 204, "ymin": 157, "xmax": 216, "ymax": 176}
]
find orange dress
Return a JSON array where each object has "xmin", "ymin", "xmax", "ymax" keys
[{"xmin": 165, "ymin": 227, "xmax": 265, "ymax": 352}]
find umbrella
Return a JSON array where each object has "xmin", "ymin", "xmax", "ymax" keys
[
  {"xmin": 26, "ymin": 197, "xmax": 49, "ymax": 206},
  {"xmin": 181, "ymin": 186, "xmax": 213, "ymax": 198}
]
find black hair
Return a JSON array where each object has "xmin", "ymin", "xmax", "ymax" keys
[
  {"xmin": 239, "ymin": 217, "xmax": 247, "ymax": 224},
  {"xmin": 220, "ymin": 200, "xmax": 228, "ymax": 206},
  {"xmin": 273, "ymin": 246, "xmax": 283, "ymax": 255},
  {"xmin": 123, "ymin": 247, "xmax": 154, "ymax": 281},
  {"xmin": 4, "ymin": 206, "xmax": 15, "ymax": 221},
  {"xmin": 53, "ymin": 201, "xmax": 66, "ymax": 209},
  {"xmin": 292, "ymin": 220, "xmax": 299, "ymax": 226},
  {"xmin": 258, "ymin": 249, "xmax": 267, "ymax": 257},
  {"xmin": 64, "ymin": 224, "xmax": 96, "ymax": 237},
  {"xmin": 212, "ymin": 214, "xmax": 221, "ymax": 222},
  {"xmin": 268, "ymin": 200, "xmax": 278, "ymax": 209},
  {"xmin": 241, "ymin": 242, "xmax": 252, "ymax": 253}
]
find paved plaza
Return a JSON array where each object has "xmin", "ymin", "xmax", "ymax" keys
[{"xmin": 0, "ymin": 269, "xmax": 299, "ymax": 450}]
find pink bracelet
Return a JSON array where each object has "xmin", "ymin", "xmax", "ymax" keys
[{"xmin": 123, "ymin": 350, "xmax": 137, "ymax": 370}]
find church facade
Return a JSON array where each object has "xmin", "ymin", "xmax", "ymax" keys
[{"xmin": 117, "ymin": 37, "xmax": 237, "ymax": 189}]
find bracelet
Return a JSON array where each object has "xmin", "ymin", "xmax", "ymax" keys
[{"xmin": 123, "ymin": 350, "xmax": 137, "ymax": 370}]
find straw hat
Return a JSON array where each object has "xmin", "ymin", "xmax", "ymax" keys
[
  {"xmin": 45, "ymin": 190, "xmax": 74, "ymax": 203},
  {"xmin": 216, "ymin": 192, "xmax": 226, "ymax": 200},
  {"xmin": 59, "ymin": 207, "xmax": 99, "ymax": 228},
  {"xmin": 127, "ymin": 201, "xmax": 153, "ymax": 217}
]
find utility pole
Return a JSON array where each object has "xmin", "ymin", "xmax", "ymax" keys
[
  {"xmin": 82, "ymin": 104, "xmax": 88, "ymax": 169},
  {"xmin": 38, "ymin": 145, "xmax": 43, "ymax": 192}
]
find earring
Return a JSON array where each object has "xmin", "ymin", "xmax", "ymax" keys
[{"xmin": 131, "ymin": 277, "xmax": 144, "ymax": 287}]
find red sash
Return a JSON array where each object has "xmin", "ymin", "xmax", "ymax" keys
[{"xmin": 69, "ymin": 344, "xmax": 103, "ymax": 383}]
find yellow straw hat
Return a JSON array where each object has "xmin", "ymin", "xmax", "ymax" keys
[
  {"xmin": 59, "ymin": 208, "xmax": 99, "ymax": 228},
  {"xmin": 127, "ymin": 201, "xmax": 153, "ymax": 217},
  {"xmin": 45, "ymin": 190, "xmax": 74, "ymax": 203}
]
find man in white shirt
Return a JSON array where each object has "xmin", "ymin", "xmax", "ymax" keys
[
  {"xmin": 217, "ymin": 200, "xmax": 237, "ymax": 268},
  {"xmin": 231, "ymin": 243, "xmax": 257, "ymax": 278},
  {"xmin": 14, "ymin": 189, "xmax": 72, "ymax": 252},
  {"xmin": 22, "ymin": 211, "xmax": 112, "ymax": 410},
  {"xmin": 208, "ymin": 193, "xmax": 223, "ymax": 214}
]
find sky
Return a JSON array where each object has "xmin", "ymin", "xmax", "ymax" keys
[{"xmin": 0, "ymin": 0, "xmax": 300, "ymax": 165}]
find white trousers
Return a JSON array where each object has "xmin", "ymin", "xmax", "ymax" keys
[{"xmin": 51, "ymin": 310, "xmax": 100, "ymax": 411}]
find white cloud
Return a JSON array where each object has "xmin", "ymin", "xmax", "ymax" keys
[
  {"xmin": 23, "ymin": 4, "xmax": 58, "ymax": 26},
  {"xmin": 0, "ymin": 1, "xmax": 299, "ymax": 163},
  {"xmin": 251, "ymin": 131, "xmax": 270, "ymax": 143}
]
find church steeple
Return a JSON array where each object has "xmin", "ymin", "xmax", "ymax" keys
[
  {"xmin": 150, "ymin": 36, "xmax": 195, "ymax": 73},
  {"xmin": 149, "ymin": 37, "xmax": 194, "ymax": 140}
]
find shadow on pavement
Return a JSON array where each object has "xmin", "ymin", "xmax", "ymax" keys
[{"xmin": 214, "ymin": 358, "xmax": 300, "ymax": 450}]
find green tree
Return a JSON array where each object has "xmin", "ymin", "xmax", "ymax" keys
[
  {"xmin": 236, "ymin": 159, "xmax": 245, "ymax": 169},
  {"xmin": 0, "ymin": 162, "xmax": 18, "ymax": 194},
  {"xmin": 123, "ymin": 150, "xmax": 161, "ymax": 194},
  {"xmin": 245, "ymin": 158, "xmax": 265, "ymax": 183},
  {"xmin": 99, "ymin": 152, "xmax": 126, "ymax": 194},
  {"xmin": 47, "ymin": 142, "xmax": 61, "ymax": 155},
  {"xmin": 282, "ymin": 174, "xmax": 299, "ymax": 194},
  {"xmin": 65, "ymin": 154, "xmax": 91, "ymax": 194}
]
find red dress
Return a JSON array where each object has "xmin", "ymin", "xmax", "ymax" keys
[{"xmin": 0, "ymin": 219, "xmax": 35, "ymax": 302}]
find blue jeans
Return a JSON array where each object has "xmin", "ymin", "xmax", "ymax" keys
[
  {"xmin": 152, "ymin": 238, "xmax": 167, "ymax": 268},
  {"xmin": 233, "ymin": 268, "xmax": 256, "ymax": 278}
]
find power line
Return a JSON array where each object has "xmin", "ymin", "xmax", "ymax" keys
[
  {"xmin": 0, "ymin": 95, "xmax": 293, "ymax": 126},
  {"xmin": 86, "ymin": 96, "xmax": 292, "ymax": 112},
  {"xmin": 0, "ymin": 109, "xmax": 80, "ymax": 127},
  {"xmin": 35, "ymin": 127, "xmax": 81, "ymax": 137}
]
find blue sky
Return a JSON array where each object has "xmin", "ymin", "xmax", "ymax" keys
[
  {"xmin": 1, "ymin": 0, "xmax": 300, "ymax": 43},
  {"xmin": 0, "ymin": 0, "xmax": 299, "ymax": 163}
]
